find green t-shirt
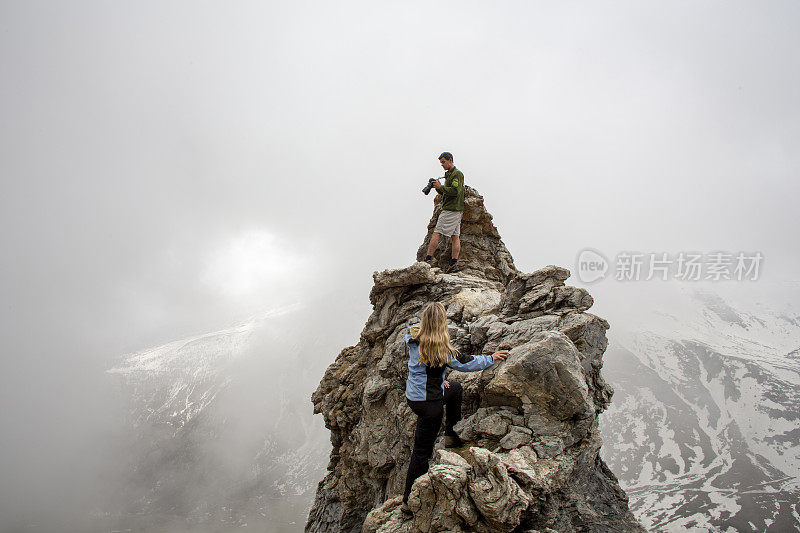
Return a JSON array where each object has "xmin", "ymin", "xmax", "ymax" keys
[{"xmin": 436, "ymin": 168, "xmax": 465, "ymax": 211}]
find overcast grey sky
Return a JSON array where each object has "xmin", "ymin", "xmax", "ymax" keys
[{"xmin": 1, "ymin": 0, "xmax": 799, "ymax": 527}]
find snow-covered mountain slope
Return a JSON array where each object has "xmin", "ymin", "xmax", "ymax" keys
[
  {"xmin": 107, "ymin": 310, "xmax": 265, "ymax": 430},
  {"xmin": 598, "ymin": 282, "xmax": 800, "ymax": 532},
  {"xmin": 102, "ymin": 299, "xmax": 360, "ymax": 532}
]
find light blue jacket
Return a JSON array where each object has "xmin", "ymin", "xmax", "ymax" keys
[{"xmin": 404, "ymin": 327, "xmax": 495, "ymax": 401}]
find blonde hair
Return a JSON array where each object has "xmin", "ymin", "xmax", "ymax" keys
[{"xmin": 409, "ymin": 302, "xmax": 459, "ymax": 367}]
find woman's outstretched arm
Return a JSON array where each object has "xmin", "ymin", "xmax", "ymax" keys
[{"xmin": 446, "ymin": 350, "xmax": 508, "ymax": 372}]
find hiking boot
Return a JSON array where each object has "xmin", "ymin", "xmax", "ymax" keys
[
  {"xmin": 423, "ymin": 255, "xmax": 434, "ymax": 266},
  {"xmin": 445, "ymin": 261, "xmax": 460, "ymax": 273},
  {"xmin": 444, "ymin": 435, "xmax": 464, "ymax": 448}
]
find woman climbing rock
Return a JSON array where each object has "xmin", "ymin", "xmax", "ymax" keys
[{"xmin": 401, "ymin": 301, "xmax": 508, "ymax": 509}]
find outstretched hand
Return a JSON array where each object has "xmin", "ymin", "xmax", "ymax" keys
[{"xmin": 491, "ymin": 350, "xmax": 509, "ymax": 361}]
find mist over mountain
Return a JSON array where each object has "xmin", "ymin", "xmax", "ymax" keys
[{"xmin": 0, "ymin": 291, "xmax": 360, "ymax": 533}]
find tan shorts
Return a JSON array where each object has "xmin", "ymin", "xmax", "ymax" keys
[{"xmin": 433, "ymin": 209, "xmax": 463, "ymax": 237}]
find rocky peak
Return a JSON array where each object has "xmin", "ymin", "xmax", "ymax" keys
[
  {"xmin": 415, "ymin": 185, "xmax": 517, "ymax": 284},
  {"xmin": 306, "ymin": 187, "xmax": 645, "ymax": 532}
]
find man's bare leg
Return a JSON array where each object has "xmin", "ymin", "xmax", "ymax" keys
[
  {"xmin": 451, "ymin": 235, "xmax": 461, "ymax": 260},
  {"xmin": 426, "ymin": 232, "xmax": 441, "ymax": 257}
]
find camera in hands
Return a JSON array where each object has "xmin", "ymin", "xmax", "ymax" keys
[{"xmin": 422, "ymin": 177, "xmax": 442, "ymax": 195}]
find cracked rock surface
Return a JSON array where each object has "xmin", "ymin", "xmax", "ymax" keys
[{"xmin": 306, "ymin": 187, "xmax": 645, "ymax": 533}]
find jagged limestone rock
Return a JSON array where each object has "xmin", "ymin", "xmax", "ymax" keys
[
  {"xmin": 408, "ymin": 450, "xmax": 474, "ymax": 533},
  {"xmin": 500, "ymin": 426, "xmax": 532, "ymax": 450},
  {"xmin": 467, "ymin": 447, "xmax": 533, "ymax": 531},
  {"xmin": 484, "ymin": 331, "xmax": 592, "ymax": 417},
  {"xmin": 306, "ymin": 187, "xmax": 645, "ymax": 533}
]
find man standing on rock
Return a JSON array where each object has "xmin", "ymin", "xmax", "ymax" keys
[{"xmin": 424, "ymin": 152, "xmax": 465, "ymax": 273}]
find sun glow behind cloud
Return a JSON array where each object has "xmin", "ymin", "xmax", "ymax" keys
[{"xmin": 200, "ymin": 229, "xmax": 305, "ymax": 299}]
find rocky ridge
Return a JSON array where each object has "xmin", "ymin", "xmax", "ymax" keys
[{"xmin": 306, "ymin": 187, "xmax": 645, "ymax": 532}]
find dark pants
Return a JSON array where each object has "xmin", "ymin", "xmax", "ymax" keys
[{"xmin": 402, "ymin": 381, "xmax": 463, "ymax": 503}]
